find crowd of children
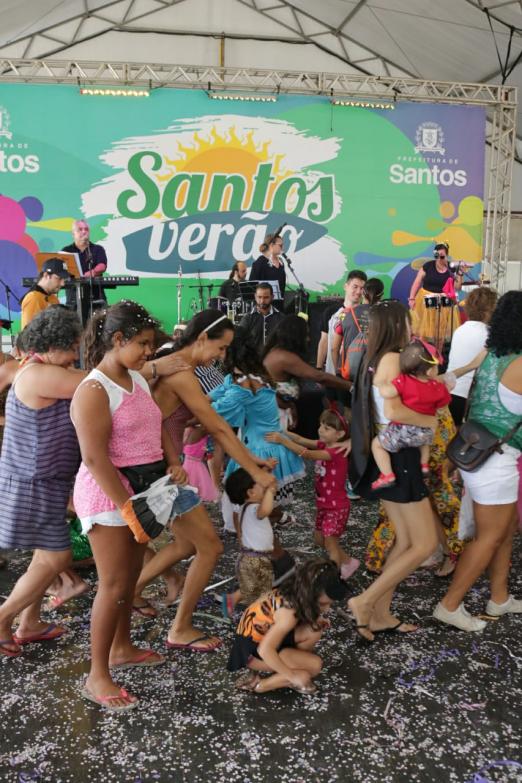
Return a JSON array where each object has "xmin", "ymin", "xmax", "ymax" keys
[{"xmin": 0, "ymin": 292, "xmax": 519, "ymax": 712}]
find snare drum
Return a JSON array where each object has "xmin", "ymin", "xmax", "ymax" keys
[
  {"xmin": 424, "ymin": 294, "xmax": 452, "ymax": 309},
  {"xmin": 208, "ymin": 296, "xmax": 229, "ymax": 314}
]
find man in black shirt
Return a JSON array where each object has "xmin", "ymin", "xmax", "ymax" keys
[
  {"xmin": 218, "ymin": 261, "xmax": 248, "ymax": 303},
  {"xmin": 239, "ymin": 282, "xmax": 284, "ymax": 351},
  {"xmin": 62, "ymin": 219, "xmax": 108, "ymax": 324}
]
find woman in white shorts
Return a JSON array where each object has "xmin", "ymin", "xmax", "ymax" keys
[{"xmin": 434, "ymin": 291, "xmax": 522, "ymax": 631}]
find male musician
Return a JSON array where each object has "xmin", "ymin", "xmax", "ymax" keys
[
  {"xmin": 62, "ymin": 219, "xmax": 107, "ymax": 323},
  {"xmin": 239, "ymin": 282, "xmax": 284, "ymax": 351},
  {"xmin": 219, "ymin": 261, "xmax": 248, "ymax": 303},
  {"xmin": 21, "ymin": 258, "xmax": 70, "ymax": 328}
]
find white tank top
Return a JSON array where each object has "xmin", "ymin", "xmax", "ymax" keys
[{"xmin": 498, "ymin": 382, "xmax": 522, "ymax": 415}]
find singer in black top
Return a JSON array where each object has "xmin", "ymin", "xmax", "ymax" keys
[
  {"xmin": 62, "ymin": 219, "xmax": 108, "ymax": 324},
  {"xmin": 249, "ymin": 233, "xmax": 286, "ymax": 301}
]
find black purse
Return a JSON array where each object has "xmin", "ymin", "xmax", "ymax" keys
[
  {"xmin": 446, "ymin": 371, "xmax": 522, "ymax": 472},
  {"xmin": 119, "ymin": 459, "xmax": 167, "ymax": 494}
]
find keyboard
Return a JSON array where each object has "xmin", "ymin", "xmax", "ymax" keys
[{"xmin": 23, "ymin": 275, "xmax": 139, "ymax": 289}]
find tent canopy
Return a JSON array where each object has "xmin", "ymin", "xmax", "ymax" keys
[{"xmin": 0, "ymin": 1, "xmax": 520, "ymax": 158}]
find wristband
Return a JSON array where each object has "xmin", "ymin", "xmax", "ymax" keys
[{"xmin": 151, "ymin": 361, "xmax": 157, "ymax": 380}]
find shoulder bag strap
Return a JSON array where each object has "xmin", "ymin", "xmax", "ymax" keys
[
  {"xmin": 350, "ymin": 306, "xmax": 361, "ymax": 333},
  {"xmin": 462, "ymin": 352, "xmax": 488, "ymax": 423}
]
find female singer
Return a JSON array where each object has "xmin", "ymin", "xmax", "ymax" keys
[{"xmin": 249, "ymin": 234, "xmax": 286, "ymax": 302}]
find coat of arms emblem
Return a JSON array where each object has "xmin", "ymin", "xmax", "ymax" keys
[{"xmin": 414, "ymin": 121, "xmax": 445, "ymax": 155}]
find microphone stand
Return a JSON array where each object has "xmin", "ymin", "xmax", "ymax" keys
[
  {"xmin": 85, "ymin": 243, "xmax": 94, "ymax": 326},
  {"xmin": 0, "ymin": 277, "xmax": 19, "ymax": 346},
  {"xmin": 282, "ymin": 254, "xmax": 309, "ymax": 314},
  {"xmin": 177, "ymin": 265, "xmax": 183, "ymax": 324},
  {"xmin": 196, "ymin": 271, "xmax": 204, "ymax": 311}
]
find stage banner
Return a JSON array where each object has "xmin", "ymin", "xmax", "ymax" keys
[{"xmin": 0, "ymin": 84, "xmax": 485, "ymax": 329}]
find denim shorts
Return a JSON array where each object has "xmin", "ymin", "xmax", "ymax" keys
[{"xmin": 171, "ymin": 485, "xmax": 201, "ymax": 519}]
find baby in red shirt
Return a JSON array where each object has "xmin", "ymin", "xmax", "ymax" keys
[{"xmin": 371, "ymin": 341, "xmax": 452, "ymax": 491}]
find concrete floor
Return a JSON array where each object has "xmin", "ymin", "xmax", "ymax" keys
[{"xmin": 0, "ymin": 475, "xmax": 521, "ymax": 783}]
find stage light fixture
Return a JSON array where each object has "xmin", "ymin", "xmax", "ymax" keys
[
  {"xmin": 208, "ymin": 92, "xmax": 277, "ymax": 103},
  {"xmin": 330, "ymin": 98, "xmax": 395, "ymax": 110},
  {"xmin": 80, "ymin": 87, "xmax": 150, "ymax": 97}
]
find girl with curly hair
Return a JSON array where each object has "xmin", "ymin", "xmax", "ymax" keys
[{"xmin": 228, "ymin": 558, "xmax": 348, "ymax": 694}]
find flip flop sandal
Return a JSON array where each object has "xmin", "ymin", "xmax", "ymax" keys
[
  {"xmin": 80, "ymin": 686, "xmax": 138, "ymax": 711},
  {"xmin": 13, "ymin": 623, "xmax": 66, "ymax": 645},
  {"xmin": 372, "ymin": 621, "xmax": 419, "ymax": 634},
  {"xmin": 235, "ymin": 674, "xmax": 261, "ymax": 692},
  {"xmin": 166, "ymin": 635, "xmax": 222, "ymax": 652},
  {"xmin": 110, "ymin": 649, "xmax": 166, "ymax": 670},
  {"xmin": 0, "ymin": 638, "xmax": 22, "ymax": 658},
  {"xmin": 132, "ymin": 601, "xmax": 158, "ymax": 618},
  {"xmin": 45, "ymin": 595, "xmax": 65, "ymax": 610}
]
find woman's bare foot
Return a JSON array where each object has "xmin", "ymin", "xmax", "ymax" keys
[
  {"xmin": 347, "ymin": 597, "xmax": 374, "ymax": 642},
  {"xmin": 163, "ymin": 569, "xmax": 185, "ymax": 606}
]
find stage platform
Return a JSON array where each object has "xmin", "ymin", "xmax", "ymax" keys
[{"xmin": 0, "ymin": 473, "xmax": 521, "ymax": 783}]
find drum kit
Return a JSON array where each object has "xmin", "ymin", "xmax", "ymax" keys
[{"xmin": 207, "ymin": 295, "xmax": 251, "ymax": 324}]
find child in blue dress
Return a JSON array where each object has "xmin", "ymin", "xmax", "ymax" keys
[{"xmin": 209, "ymin": 328, "xmax": 305, "ymax": 508}]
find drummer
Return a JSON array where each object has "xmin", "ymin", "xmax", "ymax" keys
[
  {"xmin": 408, "ymin": 242, "xmax": 463, "ymax": 345},
  {"xmin": 219, "ymin": 261, "xmax": 248, "ymax": 304}
]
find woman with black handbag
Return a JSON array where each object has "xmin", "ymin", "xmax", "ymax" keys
[{"xmin": 434, "ymin": 291, "xmax": 522, "ymax": 631}]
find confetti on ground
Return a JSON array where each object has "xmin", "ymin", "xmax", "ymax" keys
[{"xmin": 0, "ymin": 467, "xmax": 521, "ymax": 782}]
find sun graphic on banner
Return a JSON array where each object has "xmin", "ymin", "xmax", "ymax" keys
[{"xmin": 153, "ymin": 126, "xmax": 293, "ymax": 217}]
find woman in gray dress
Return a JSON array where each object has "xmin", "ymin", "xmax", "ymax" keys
[{"xmin": 0, "ymin": 307, "xmax": 84, "ymax": 657}]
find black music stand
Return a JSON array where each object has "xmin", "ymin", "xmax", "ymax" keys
[{"xmin": 238, "ymin": 281, "xmax": 259, "ymax": 306}]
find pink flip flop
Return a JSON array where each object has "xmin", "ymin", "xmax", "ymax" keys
[
  {"xmin": 0, "ymin": 638, "xmax": 22, "ymax": 658},
  {"xmin": 166, "ymin": 635, "xmax": 222, "ymax": 653},
  {"xmin": 13, "ymin": 622, "xmax": 66, "ymax": 645},
  {"xmin": 80, "ymin": 686, "xmax": 138, "ymax": 711}
]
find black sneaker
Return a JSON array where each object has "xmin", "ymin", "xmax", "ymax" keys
[{"xmin": 272, "ymin": 552, "xmax": 296, "ymax": 586}]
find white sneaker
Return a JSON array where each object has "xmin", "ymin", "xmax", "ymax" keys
[
  {"xmin": 485, "ymin": 595, "xmax": 522, "ymax": 616},
  {"xmin": 433, "ymin": 602, "xmax": 486, "ymax": 632}
]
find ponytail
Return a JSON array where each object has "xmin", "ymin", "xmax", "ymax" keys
[{"xmin": 258, "ymin": 233, "xmax": 280, "ymax": 254}]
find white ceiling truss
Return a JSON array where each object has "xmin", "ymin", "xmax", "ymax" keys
[{"xmin": 0, "ymin": 0, "xmax": 519, "ymax": 289}]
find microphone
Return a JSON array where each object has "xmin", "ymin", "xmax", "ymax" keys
[
  {"xmin": 281, "ymin": 252, "xmax": 292, "ymax": 268},
  {"xmin": 273, "ymin": 222, "xmax": 287, "ymax": 238}
]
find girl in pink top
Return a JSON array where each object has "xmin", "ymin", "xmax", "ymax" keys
[
  {"xmin": 72, "ymin": 301, "xmax": 196, "ymax": 712},
  {"xmin": 182, "ymin": 425, "xmax": 218, "ymax": 502}
]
